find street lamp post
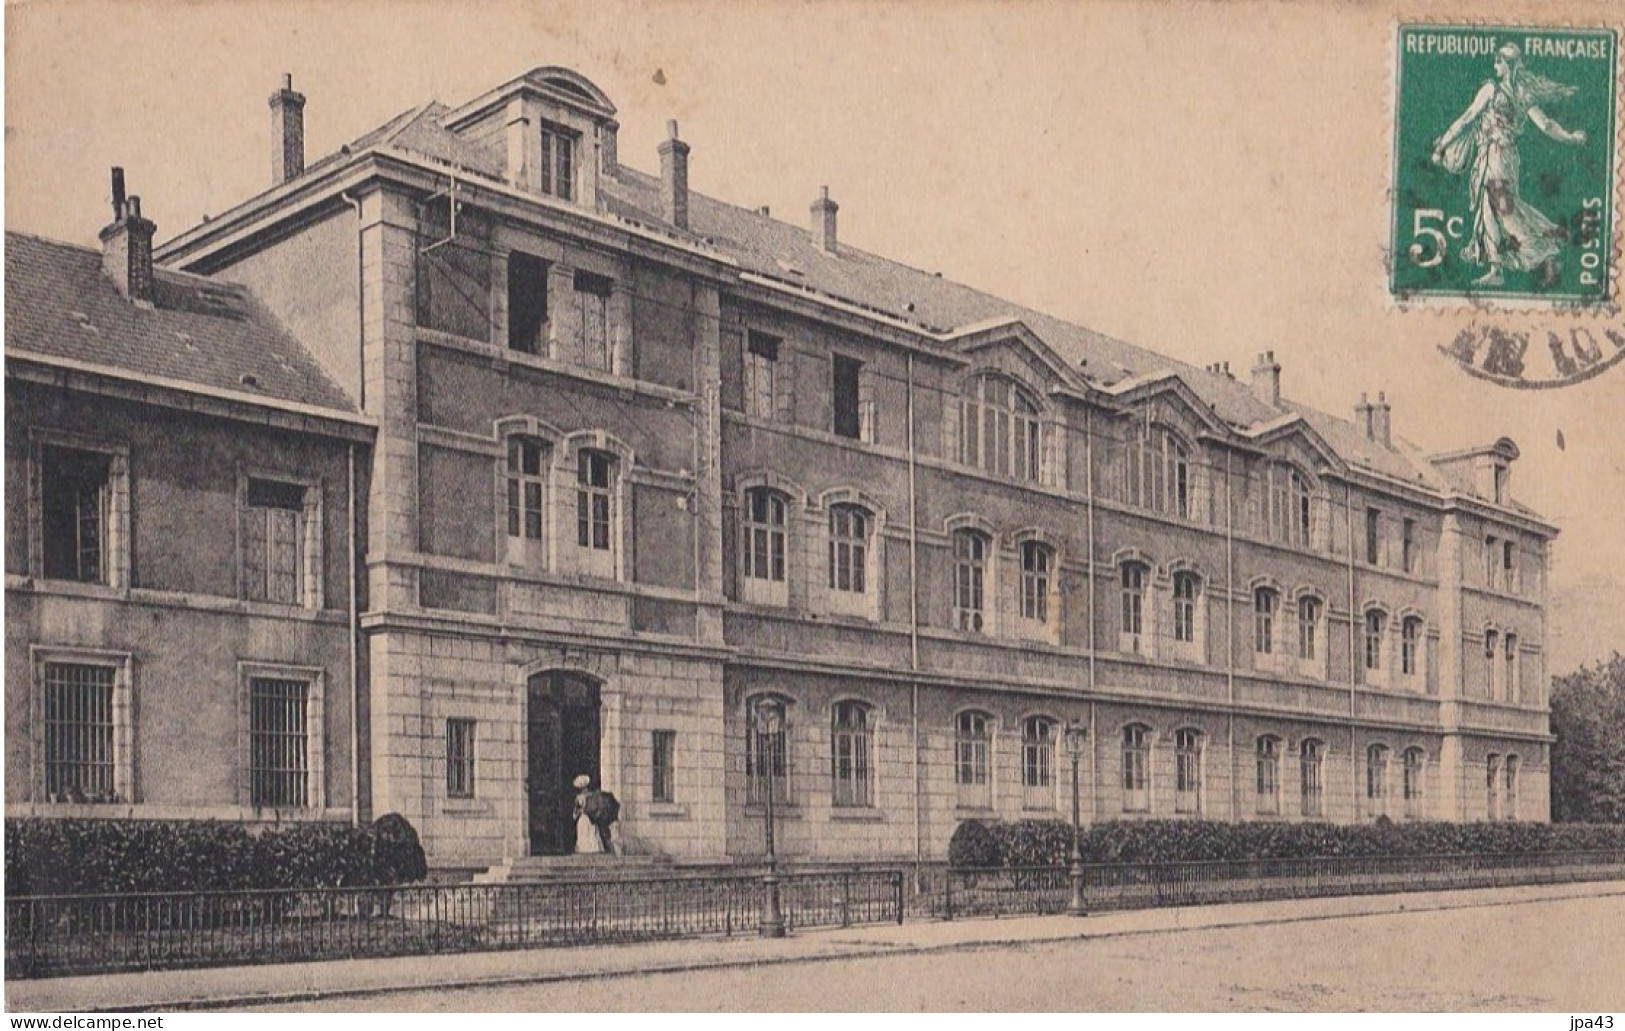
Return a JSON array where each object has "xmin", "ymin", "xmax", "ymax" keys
[
  {"xmin": 756, "ymin": 697, "xmax": 787, "ymax": 938},
  {"xmin": 1064, "ymin": 720, "xmax": 1089, "ymax": 917}
]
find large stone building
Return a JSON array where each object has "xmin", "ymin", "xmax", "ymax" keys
[
  {"xmin": 116, "ymin": 65, "xmax": 1554, "ymax": 869},
  {"xmin": 5, "ymin": 188, "xmax": 373, "ymax": 823}
]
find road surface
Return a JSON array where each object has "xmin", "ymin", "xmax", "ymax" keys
[{"xmin": 251, "ymin": 892, "xmax": 1623, "ymax": 1011}]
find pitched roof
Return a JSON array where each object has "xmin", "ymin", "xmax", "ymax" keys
[{"xmin": 5, "ymin": 231, "xmax": 357, "ymax": 415}]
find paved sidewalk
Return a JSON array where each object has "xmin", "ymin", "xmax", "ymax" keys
[{"xmin": 9, "ymin": 879, "xmax": 1624, "ymax": 1013}]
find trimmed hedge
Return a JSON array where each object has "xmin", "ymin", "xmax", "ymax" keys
[
  {"xmin": 948, "ymin": 818, "xmax": 1625, "ymax": 868},
  {"xmin": 5, "ymin": 814, "xmax": 428, "ymax": 897}
]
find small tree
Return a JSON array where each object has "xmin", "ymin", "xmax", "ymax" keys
[{"xmin": 1550, "ymin": 653, "xmax": 1625, "ymax": 823}]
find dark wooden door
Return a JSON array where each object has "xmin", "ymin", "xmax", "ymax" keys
[{"xmin": 526, "ymin": 672, "xmax": 601, "ymax": 855}]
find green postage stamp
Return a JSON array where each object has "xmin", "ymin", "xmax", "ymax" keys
[{"xmin": 1391, "ymin": 25, "xmax": 1619, "ymax": 305}]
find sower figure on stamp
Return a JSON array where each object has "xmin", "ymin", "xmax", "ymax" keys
[{"xmin": 1431, "ymin": 43, "xmax": 1587, "ymax": 287}]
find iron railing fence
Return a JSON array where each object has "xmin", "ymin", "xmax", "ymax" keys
[
  {"xmin": 920, "ymin": 848, "xmax": 1625, "ymax": 919},
  {"xmin": 6, "ymin": 870, "xmax": 906, "ymax": 980}
]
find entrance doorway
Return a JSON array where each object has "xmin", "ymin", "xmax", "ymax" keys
[{"xmin": 526, "ymin": 671, "xmax": 602, "ymax": 856}]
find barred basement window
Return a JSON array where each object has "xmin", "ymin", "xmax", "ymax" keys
[
  {"xmin": 243, "ymin": 478, "xmax": 310, "ymax": 605},
  {"xmin": 42, "ymin": 663, "xmax": 116, "ymax": 803},
  {"xmin": 446, "ymin": 719, "xmax": 476, "ymax": 799},
  {"xmin": 652, "ymin": 730, "xmax": 677, "ymax": 804},
  {"xmin": 250, "ymin": 678, "xmax": 310, "ymax": 808},
  {"xmin": 830, "ymin": 701, "xmax": 873, "ymax": 808},
  {"xmin": 746, "ymin": 695, "xmax": 790, "ymax": 805}
]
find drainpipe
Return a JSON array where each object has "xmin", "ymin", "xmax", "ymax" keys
[
  {"xmin": 1085, "ymin": 408, "xmax": 1098, "ymax": 824},
  {"xmin": 341, "ymin": 191, "xmax": 366, "ymax": 411},
  {"xmin": 1226, "ymin": 449, "xmax": 1237, "ymax": 820},
  {"xmin": 1347, "ymin": 481, "xmax": 1359, "ymax": 820},
  {"xmin": 348, "ymin": 440, "xmax": 362, "ymax": 826},
  {"xmin": 906, "ymin": 354, "xmax": 923, "ymax": 874}
]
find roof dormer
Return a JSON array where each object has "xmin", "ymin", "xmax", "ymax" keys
[{"xmin": 442, "ymin": 67, "xmax": 619, "ymax": 210}]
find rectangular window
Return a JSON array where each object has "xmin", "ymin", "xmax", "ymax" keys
[
  {"xmin": 1484, "ymin": 536, "xmax": 1498, "ymax": 589},
  {"xmin": 746, "ymin": 705, "xmax": 790, "ymax": 806},
  {"xmin": 573, "ymin": 271, "xmax": 612, "ymax": 371},
  {"xmin": 1256, "ymin": 739, "xmax": 1280, "ymax": 816},
  {"xmin": 1300, "ymin": 742, "xmax": 1324, "ymax": 817},
  {"xmin": 446, "ymin": 719, "xmax": 475, "ymax": 799},
  {"xmin": 828, "ymin": 506, "xmax": 868, "ymax": 595},
  {"xmin": 539, "ymin": 122, "xmax": 576, "ymax": 201},
  {"xmin": 243, "ymin": 478, "xmax": 308, "ymax": 605},
  {"xmin": 831, "ymin": 704, "xmax": 873, "ymax": 808},
  {"xmin": 745, "ymin": 331, "xmax": 781, "ymax": 420},
  {"xmin": 1254, "ymin": 591, "xmax": 1276, "ymax": 655},
  {"xmin": 1365, "ymin": 507, "xmax": 1381, "ymax": 566},
  {"xmin": 1503, "ymin": 540, "xmax": 1517, "ymax": 593},
  {"xmin": 415, "ymin": 202, "xmax": 492, "ymax": 340},
  {"xmin": 955, "ymin": 712, "xmax": 992, "ymax": 809},
  {"xmin": 832, "ymin": 355, "xmax": 863, "ymax": 439},
  {"xmin": 1402, "ymin": 619, "xmax": 1420, "ymax": 677},
  {"xmin": 507, "ymin": 251, "xmax": 549, "ymax": 354},
  {"xmin": 1173, "ymin": 575, "xmax": 1197, "ymax": 645},
  {"xmin": 652, "ymin": 730, "xmax": 676, "ymax": 804},
  {"xmin": 1175, "ymin": 731, "xmax": 1202, "ymax": 815},
  {"xmin": 953, "ymin": 532, "xmax": 987, "ymax": 633},
  {"xmin": 249, "ymin": 677, "xmax": 309, "ymax": 808},
  {"xmin": 1298, "ymin": 597, "xmax": 1320, "ymax": 662},
  {"xmin": 1120, "ymin": 564, "xmax": 1145, "ymax": 652},
  {"xmin": 1122, "ymin": 727, "xmax": 1150, "ymax": 813},
  {"xmin": 1020, "ymin": 543, "xmax": 1051, "ymax": 624},
  {"xmin": 1402, "ymin": 518, "xmax": 1417, "ymax": 574},
  {"xmin": 42, "ymin": 662, "xmax": 116, "ymax": 803},
  {"xmin": 506, "ymin": 438, "xmax": 547, "ymax": 549},
  {"xmin": 41, "ymin": 446, "xmax": 112, "ymax": 584}
]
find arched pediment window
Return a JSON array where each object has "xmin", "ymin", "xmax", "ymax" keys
[
  {"xmin": 1265, "ymin": 461, "xmax": 1316, "ymax": 548},
  {"xmin": 961, "ymin": 374, "xmax": 1044, "ymax": 483},
  {"xmin": 1124, "ymin": 423, "xmax": 1191, "ymax": 520}
]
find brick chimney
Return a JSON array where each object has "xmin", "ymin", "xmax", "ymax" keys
[
  {"xmin": 1372, "ymin": 391, "xmax": 1392, "ymax": 448},
  {"xmin": 1250, "ymin": 350, "xmax": 1281, "ymax": 407},
  {"xmin": 99, "ymin": 170, "xmax": 157, "ymax": 307},
  {"xmin": 811, "ymin": 185, "xmax": 838, "ymax": 253},
  {"xmin": 269, "ymin": 73, "xmax": 306, "ymax": 186},
  {"xmin": 658, "ymin": 119, "xmax": 690, "ymax": 230},
  {"xmin": 1354, "ymin": 393, "xmax": 1374, "ymax": 440}
]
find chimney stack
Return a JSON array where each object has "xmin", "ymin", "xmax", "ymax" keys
[
  {"xmin": 599, "ymin": 119, "xmax": 620, "ymax": 176},
  {"xmin": 1373, "ymin": 391, "xmax": 1392, "ymax": 448},
  {"xmin": 811, "ymin": 185, "xmax": 838, "ymax": 253},
  {"xmin": 99, "ymin": 170, "xmax": 157, "ymax": 307},
  {"xmin": 1355, "ymin": 392, "xmax": 1374, "ymax": 440},
  {"xmin": 269, "ymin": 73, "xmax": 306, "ymax": 186},
  {"xmin": 658, "ymin": 119, "xmax": 690, "ymax": 230},
  {"xmin": 1250, "ymin": 350, "xmax": 1282, "ymax": 407}
]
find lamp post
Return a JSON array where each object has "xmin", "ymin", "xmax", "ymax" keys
[
  {"xmin": 756, "ymin": 697, "xmax": 787, "ymax": 938},
  {"xmin": 1063, "ymin": 720, "xmax": 1089, "ymax": 917}
]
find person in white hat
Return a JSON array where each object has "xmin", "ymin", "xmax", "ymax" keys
[{"xmin": 571, "ymin": 774, "xmax": 604, "ymax": 854}]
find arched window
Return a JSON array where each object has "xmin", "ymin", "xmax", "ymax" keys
[
  {"xmin": 1120, "ymin": 562, "xmax": 1148, "ymax": 654},
  {"xmin": 742, "ymin": 487, "xmax": 788, "ymax": 605},
  {"xmin": 505, "ymin": 435, "xmax": 549, "ymax": 567},
  {"xmin": 1485, "ymin": 753, "xmax": 1502, "ymax": 820},
  {"xmin": 953, "ymin": 529, "xmax": 991, "ymax": 633},
  {"xmin": 1122, "ymin": 724, "xmax": 1151, "ymax": 812},
  {"xmin": 1484, "ymin": 629, "xmax": 1501, "ymax": 699},
  {"xmin": 1266, "ymin": 463, "xmax": 1314, "ymax": 547},
  {"xmin": 1254, "ymin": 588, "xmax": 1278, "ymax": 656},
  {"xmin": 1364, "ymin": 610, "xmax": 1387, "ymax": 674},
  {"xmin": 1298, "ymin": 596, "xmax": 1322, "ymax": 662},
  {"xmin": 961, "ymin": 375, "xmax": 1043, "ymax": 482},
  {"xmin": 955, "ymin": 710, "xmax": 993, "ymax": 809},
  {"xmin": 1300, "ymin": 739, "xmax": 1325, "ymax": 817},
  {"xmin": 1366, "ymin": 744, "xmax": 1390, "ymax": 818},
  {"xmin": 1020, "ymin": 541, "xmax": 1054, "ymax": 624},
  {"xmin": 1256, "ymin": 736, "xmax": 1282, "ymax": 815},
  {"xmin": 1174, "ymin": 728, "xmax": 1203, "ymax": 815},
  {"xmin": 1401, "ymin": 616, "xmax": 1423, "ymax": 679},
  {"xmin": 1504, "ymin": 754, "xmax": 1520, "ymax": 821},
  {"xmin": 830, "ymin": 701, "xmax": 873, "ymax": 808},
  {"xmin": 1021, "ymin": 716, "xmax": 1056, "ymax": 808},
  {"xmin": 1125, "ymin": 424, "xmax": 1190, "ymax": 519},
  {"xmin": 828, "ymin": 504, "xmax": 870, "ymax": 595},
  {"xmin": 1402, "ymin": 747, "xmax": 1425, "ymax": 819},
  {"xmin": 745, "ymin": 694, "xmax": 791, "ymax": 805},
  {"xmin": 1505, "ymin": 634, "xmax": 1520, "ymax": 703},
  {"xmin": 1173, "ymin": 572, "xmax": 1200, "ymax": 645}
]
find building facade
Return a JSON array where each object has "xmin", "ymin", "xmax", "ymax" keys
[
  {"xmin": 151, "ymin": 67, "xmax": 1556, "ymax": 869},
  {"xmin": 4, "ymin": 202, "xmax": 373, "ymax": 824}
]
